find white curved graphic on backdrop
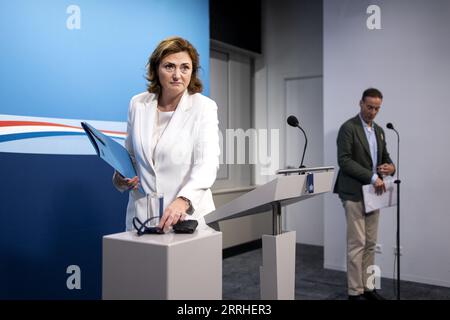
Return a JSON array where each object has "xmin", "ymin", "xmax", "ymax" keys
[{"xmin": 0, "ymin": 114, "xmax": 126, "ymax": 155}]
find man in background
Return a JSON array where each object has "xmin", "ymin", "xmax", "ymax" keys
[{"xmin": 334, "ymin": 88, "xmax": 395, "ymax": 300}]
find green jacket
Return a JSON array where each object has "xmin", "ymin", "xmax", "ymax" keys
[{"xmin": 333, "ymin": 115, "xmax": 394, "ymax": 201}]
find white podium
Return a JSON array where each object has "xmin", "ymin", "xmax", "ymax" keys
[
  {"xmin": 102, "ymin": 226, "xmax": 222, "ymax": 300},
  {"xmin": 205, "ymin": 166, "xmax": 335, "ymax": 300}
]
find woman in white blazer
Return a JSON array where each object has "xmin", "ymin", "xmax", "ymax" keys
[{"xmin": 113, "ymin": 37, "xmax": 220, "ymax": 231}]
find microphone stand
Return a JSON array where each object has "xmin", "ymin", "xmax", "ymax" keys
[
  {"xmin": 394, "ymin": 129, "xmax": 400, "ymax": 300},
  {"xmin": 389, "ymin": 125, "xmax": 401, "ymax": 300},
  {"xmin": 287, "ymin": 115, "xmax": 308, "ymax": 171},
  {"xmin": 297, "ymin": 125, "xmax": 308, "ymax": 169}
]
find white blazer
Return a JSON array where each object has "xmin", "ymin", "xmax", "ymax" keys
[{"xmin": 120, "ymin": 90, "xmax": 220, "ymax": 230}]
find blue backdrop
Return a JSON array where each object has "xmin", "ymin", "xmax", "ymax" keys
[{"xmin": 0, "ymin": 0, "xmax": 209, "ymax": 299}]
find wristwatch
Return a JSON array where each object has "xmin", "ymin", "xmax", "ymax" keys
[{"xmin": 178, "ymin": 196, "xmax": 194, "ymax": 215}]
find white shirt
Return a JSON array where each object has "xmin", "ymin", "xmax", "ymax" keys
[
  {"xmin": 359, "ymin": 113, "xmax": 378, "ymax": 184},
  {"xmin": 151, "ymin": 109, "xmax": 174, "ymax": 164}
]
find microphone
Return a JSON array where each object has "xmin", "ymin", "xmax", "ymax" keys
[
  {"xmin": 287, "ymin": 115, "xmax": 299, "ymax": 127},
  {"xmin": 287, "ymin": 115, "xmax": 308, "ymax": 168}
]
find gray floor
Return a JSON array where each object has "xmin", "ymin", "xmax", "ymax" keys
[{"xmin": 223, "ymin": 243, "xmax": 450, "ymax": 300}]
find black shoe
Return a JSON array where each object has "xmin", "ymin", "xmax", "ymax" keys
[
  {"xmin": 363, "ymin": 290, "xmax": 386, "ymax": 300},
  {"xmin": 348, "ymin": 294, "xmax": 365, "ymax": 300}
]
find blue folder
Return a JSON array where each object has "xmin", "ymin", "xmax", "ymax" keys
[{"xmin": 81, "ymin": 122, "xmax": 144, "ymax": 193}]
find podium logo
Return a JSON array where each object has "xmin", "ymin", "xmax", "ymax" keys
[
  {"xmin": 366, "ymin": 5, "xmax": 382, "ymax": 30},
  {"xmin": 66, "ymin": 265, "xmax": 81, "ymax": 290},
  {"xmin": 66, "ymin": 5, "xmax": 81, "ymax": 30},
  {"xmin": 366, "ymin": 265, "xmax": 381, "ymax": 290}
]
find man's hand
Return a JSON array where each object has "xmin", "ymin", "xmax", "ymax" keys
[
  {"xmin": 373, "ymin": 177, "xmax": 386, "ymax": 195},
  {"xmin": 377, "ymin": 163, "xmax": 395, "ymax": 176}
]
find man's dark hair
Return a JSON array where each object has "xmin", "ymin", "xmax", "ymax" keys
[{"xmin": 362, "ymin": 88, "xmax": 383, "ymax": 101}]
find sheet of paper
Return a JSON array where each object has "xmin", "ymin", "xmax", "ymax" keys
[{"xmin": 362, "ymin": 176, "xmax": 397, "ymax": 213}]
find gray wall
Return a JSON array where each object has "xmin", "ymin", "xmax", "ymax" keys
[
  {"xmin": 254, "ymin": 0, "xmax": 324, "ymax": 245},
  {"xmin": 324, "ymin": 0, "xmax": 450, "ymax": 287},
  {"xmin": 210, "ymin": 42, "xmax": 271, "ymax": 248}
]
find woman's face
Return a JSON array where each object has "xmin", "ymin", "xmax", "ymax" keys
[{"xmin": 158, "ymin": 51, "xmax": 193, "ymax": 97}]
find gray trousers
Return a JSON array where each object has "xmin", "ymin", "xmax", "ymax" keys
[{"xmin": 343, "ymin": 200, "xmax": 380, "ymax": 296}]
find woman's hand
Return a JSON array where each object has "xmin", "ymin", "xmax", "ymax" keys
[
  {"xmin": 158, "ymin": 197, "xmax": 189, "ymax": 231},
  {"xmin": 114, "ymin": 171, "xmax": 139, "ymax": 190}
]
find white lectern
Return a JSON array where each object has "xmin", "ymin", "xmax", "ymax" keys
[
  {"xmin": 205, "ymin": 166, "xmax": 334, "ymax": 300},
  {"xmin": 102, "ymin": 226, "xmax": 222, "ymax": 300}
]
